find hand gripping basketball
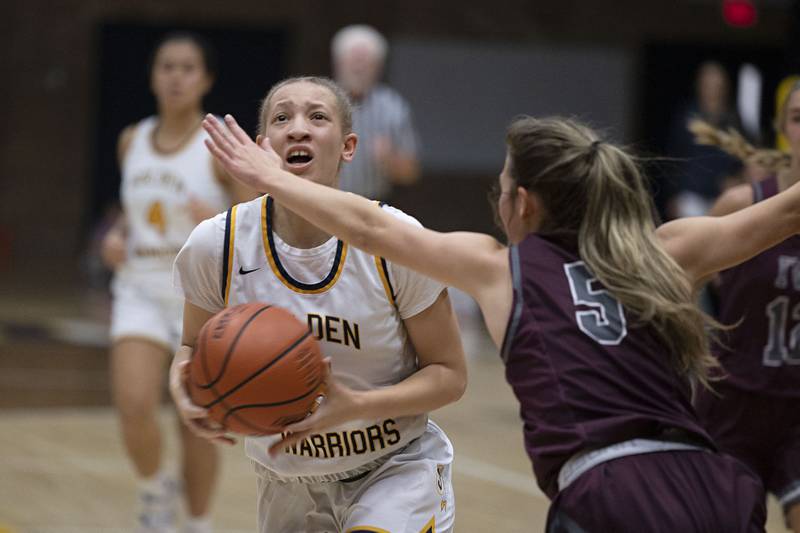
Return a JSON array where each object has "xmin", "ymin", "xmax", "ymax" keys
[
  {"xmin": 187, "ymin": 303, "xmax": 328, "ymax": 436},
  {"xmin": 170, "ymin": 349, "xmax": 235, "ymax": 445}
]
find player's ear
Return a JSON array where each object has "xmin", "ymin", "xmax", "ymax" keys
[
  {"xmin": 341, "ymin": 132, "xmax": 357, "ymax": 163},
  {"xmin": 256, "ymin": 134, "xmax": 264, "ymax": 145},
  {"xmin": 516, "ymin": 186, "xmax": 531, "ymax": 218},
  {"xmin": 519, "ymin": 187, "xmax": 546, "ymax": 230}
]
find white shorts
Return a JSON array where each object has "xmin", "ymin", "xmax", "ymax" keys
[
  {"xmin": 110, "ymin": 268, "xmax": 183, "ymax": 351},
  {"xmin": 255, "ymin": 420, "xmax": 455, "ymax": 533}
]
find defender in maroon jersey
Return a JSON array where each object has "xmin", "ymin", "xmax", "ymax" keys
[
  {"xmin": 692, "ymin": 83, "xmax": 800, "ymax": 533},
  {"xmin": 508, "ymin": 233, "xmax": 762, "ymax": 531},
  {"xmin": 199, "ymin": 111, "xmax": 800, "ymax": 531}
]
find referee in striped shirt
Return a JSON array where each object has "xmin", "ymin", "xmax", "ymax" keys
[{"xmin": 332, "ymin": 25, "xmax": 420, "ymax": 202}]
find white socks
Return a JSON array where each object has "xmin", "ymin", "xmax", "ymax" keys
[
  {"xmin": 183, "ymin": 516, "xmax": 213, "ymax": 533},
  {"xmin": 136, "ymin": 470, "xmax": 179, "ymax": 533},
  {"xmin": 137, "ymin": 471, "xmax": 213, "ymax": 533},
  {"xmin": 139, "ymin": 470, "xmax": 177, "ymax": 497}
]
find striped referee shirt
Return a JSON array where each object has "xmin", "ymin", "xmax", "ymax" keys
[{"xmin": 339, "ymin": 84, "xmax": 419, "ymax": 200}]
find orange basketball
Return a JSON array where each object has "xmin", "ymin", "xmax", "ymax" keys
[{"xmin": 188, "ymin": 303, "xmax": 326, "ymax": 435}]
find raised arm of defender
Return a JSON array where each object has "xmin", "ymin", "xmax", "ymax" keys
[
  {"xmin": 204, "ymin": 113, "xmax": 800, "ymax": 346},
  {"xmin": 656, "ymin": 184, "xmax": 800, "ymax": 287},
  {"xmin": 203, "ymin": 114, "xmax": 513, "ymax": 346}
]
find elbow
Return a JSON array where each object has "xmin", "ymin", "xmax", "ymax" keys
[
  {"xmin": 444, "ymin": 368, "xmax": 467, "ymax": 405},
  {"xmin": 451, "ymin": 375, "xmax": 467, "ymax": 403}
]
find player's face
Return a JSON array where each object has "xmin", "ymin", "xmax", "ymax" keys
[
  {"xmin": 263, "ymin": 82, "xmax": 356, "ymax": 187},
  {"xmin": 783, "ymin": 90, "xmax": 800, "ymax": 159},
  {"xmin": 697, "ymin": 67, "xmax": 727, "ymax": 112},
  {"xmin": 150, "ymin": 40, "xmax": 211, "ymax": 112}
]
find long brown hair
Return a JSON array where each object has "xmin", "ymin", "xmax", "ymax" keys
[{"xmin": 506, "ymin": 116, "xmax": 719, "ymax": 386}]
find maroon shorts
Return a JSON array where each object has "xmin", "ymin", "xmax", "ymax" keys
[
  {"xmin": 695, "ymin": 382, "xmax": 800, "ymax": 510},
  {"xmin": 546, "ymin": 450, "xmax": 765, "ymax": 533}
]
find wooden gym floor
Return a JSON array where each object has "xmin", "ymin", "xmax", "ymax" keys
[{"xmin": 0, "ymin": 273, "xmax": 788, "ymax": 532}]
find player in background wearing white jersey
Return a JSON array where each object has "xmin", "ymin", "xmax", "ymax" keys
[
  {"xmin": 101, "ymin": 32, "xmax": 254, "ymax": 533},
  {"xmin": 169, "ymin": 77, "xmax": 467, "ymax": 533}
]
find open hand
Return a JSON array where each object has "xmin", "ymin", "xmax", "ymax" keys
[{"xmin": 203, "ymin": 114, "xmax": 283, "ymax": 192}]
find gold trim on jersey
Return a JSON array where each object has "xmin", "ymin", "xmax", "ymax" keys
[
  {"xmin": 371, "ymin": 200, "xmax": 398, "ymax": 307},
  {"xmin": 420, "ymin": 516, "xmax": 436, "ymax": 533},
  {"xmin": 223, "ymin": 205, "xmax": 238, "ymax": 305},
  {"xmin": 374, "ymin": 255, "xmax": 397, "ymax": 307},
  {"xmin": 261, "ymin": 195, "xmax": 348, "ymax": 294}
]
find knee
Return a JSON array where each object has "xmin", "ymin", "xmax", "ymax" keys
[{"xmin": 113, "ymin": 387, "xmax": 160, "ymax": 425}]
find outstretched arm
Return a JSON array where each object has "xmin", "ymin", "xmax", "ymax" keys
[
  {"xmin": 202, "ymin": 114, "xmax": 509, "ymax": 312},
  {"xmin": 657, "ymin": 181, "xmax": 800, "ymax": 285}
]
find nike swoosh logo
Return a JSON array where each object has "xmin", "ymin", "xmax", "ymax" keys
[{"xmin": 238, "ymin": 266, "xmax": 261, "ymax": 275}]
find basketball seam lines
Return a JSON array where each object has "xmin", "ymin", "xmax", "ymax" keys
[
  {"xmin": 225, "ymin": 377, "xmax": 323, "ymax": 410},
  {"xmin": 221, "ymin": 375, "xmax": 324, "ymax": 432},
  {"xmin": 197, "ymin": 305, "xmax": 273, "ymax": 389},
  {"xmin": 200, "ymin": 330, "xmax": 314, "ymax": 409}
]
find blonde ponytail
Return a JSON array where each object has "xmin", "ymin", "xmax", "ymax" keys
[
  {"xmin": 506, "ymin": 116, "xmax": 720, "ymax": 387},
  {"xmin": 688, "ymin": 118, "xmax": 790, "ymax": 175},
  {"xmin": 580, "ymin": 142, "xmax": 719, "ymax": 387}
]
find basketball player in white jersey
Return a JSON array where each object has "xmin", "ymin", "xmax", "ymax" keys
[
  {"xmin": 169, "ymin": 77, "xmax": 467, "ymax": 533},
  {"xmin": 101, "ymin": 32, "xmax": 254, "ymax": 533}
]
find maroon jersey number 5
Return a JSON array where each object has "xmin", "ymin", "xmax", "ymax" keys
[{"xmin": 563, "ymin": 261, "xmax": 628, "ymax": 345}]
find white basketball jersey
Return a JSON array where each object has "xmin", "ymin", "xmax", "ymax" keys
[
  {"xmin": 174, "ymin": 195, "xmax": 444, "ymax": 480},
  {"xmin": 121, "ymin": 116, "xmax": 229, "ymax": 274}
]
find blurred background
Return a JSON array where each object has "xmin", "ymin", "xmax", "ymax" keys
[
  {"xmin": 2, "ymin": 0, "xmax": 798, "ymax": 275},
  {"xmin": 1, "ymin": 0, "xmax": 799, "ymax": 531}
]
